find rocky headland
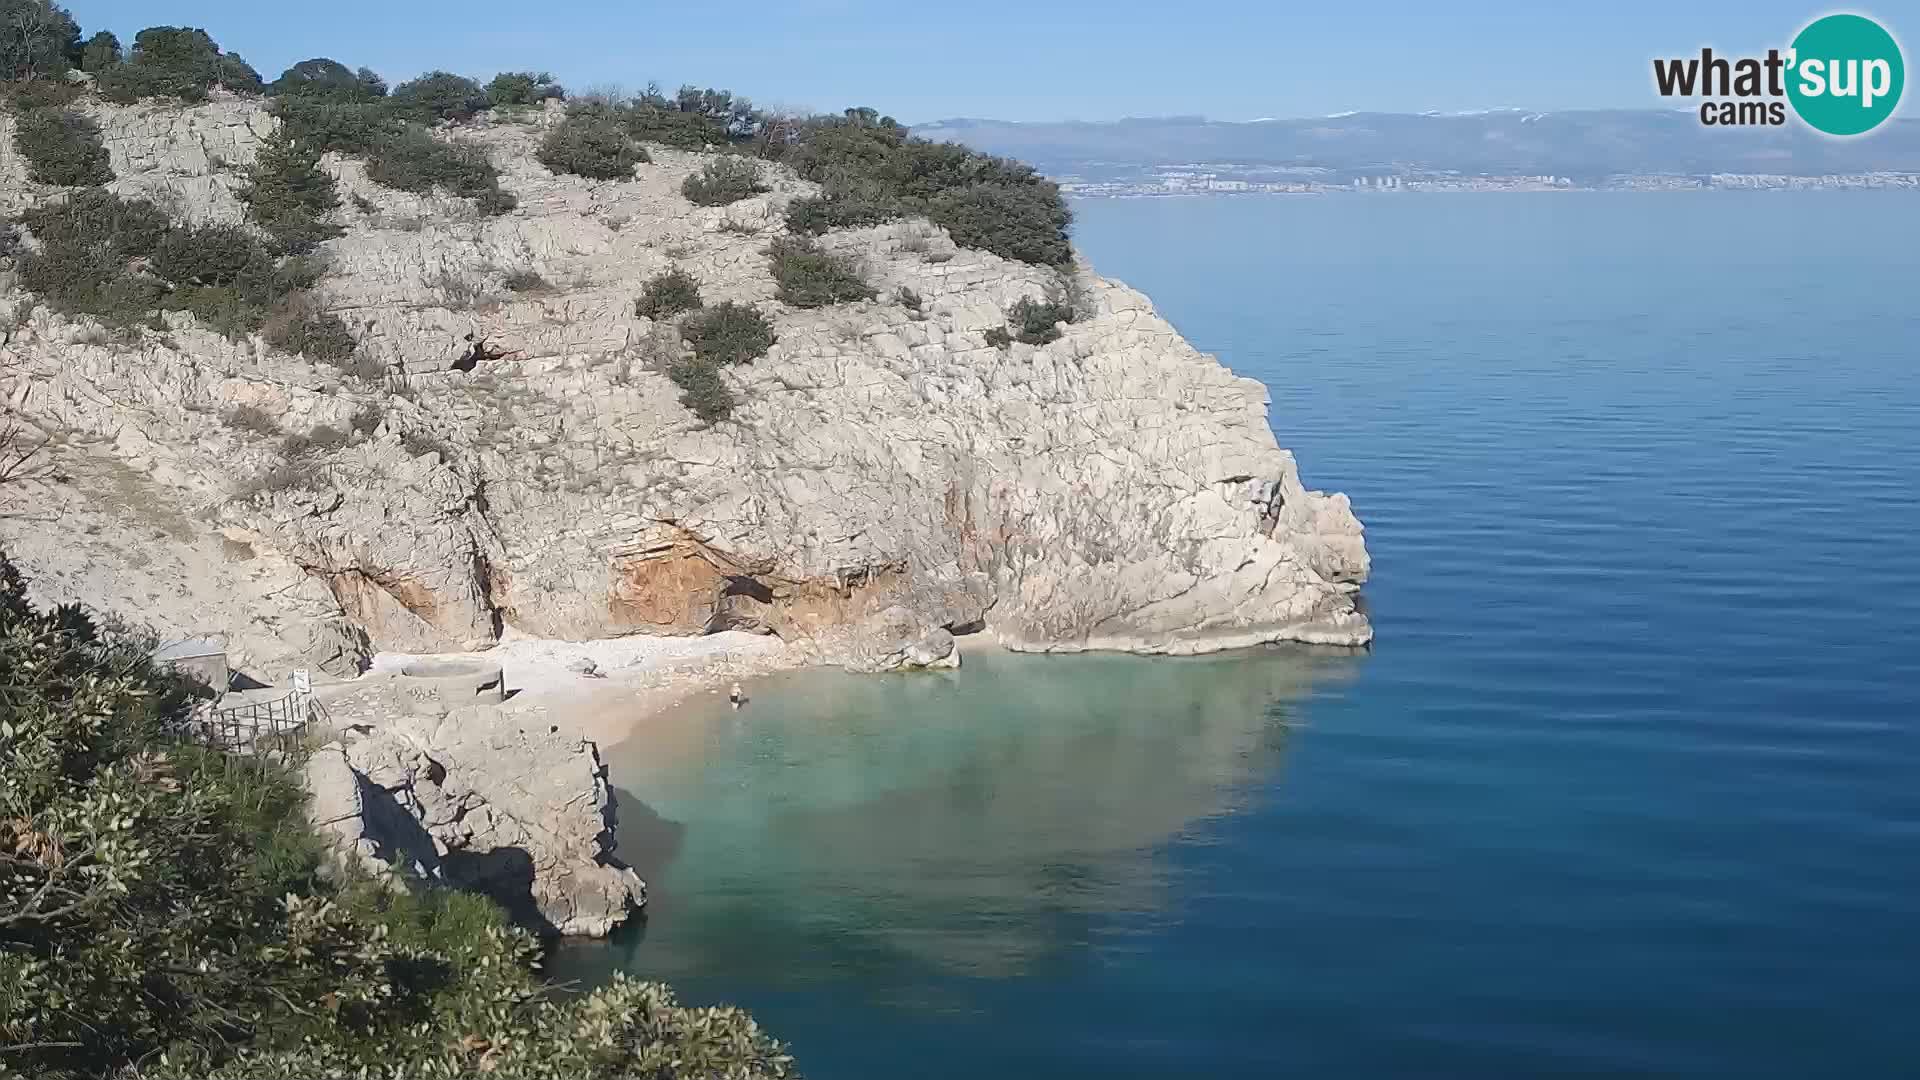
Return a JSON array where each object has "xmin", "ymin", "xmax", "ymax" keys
[
  {"xmin": 0, "ymin": 88, "xmax": 1369, "ymax": 937},
  {"xmin": 0, "ymin": 95, "xmax": 1369, "ymax": 677}
]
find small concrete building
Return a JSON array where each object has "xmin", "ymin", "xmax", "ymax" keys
[{"xmin": 152, "ymin": 638, "xmax": 230, "ymax": 694}]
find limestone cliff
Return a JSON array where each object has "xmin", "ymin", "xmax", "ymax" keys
[{"xmin": 0, "ymin": 96, "xmax": 1369, "ymax": 676}]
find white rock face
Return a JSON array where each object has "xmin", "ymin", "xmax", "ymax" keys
[
  {"xmin": 0, "ymin": 97, "xmax": 1370, "ymax": 676},
  {"xmin": 304, "ymin": 703, "xmax": 645, "ymax": 937}
]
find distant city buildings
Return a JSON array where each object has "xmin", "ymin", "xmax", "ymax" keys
[{"xmin": 1052, "ymin": 167, "xmax": 1920, "ymax": 198}]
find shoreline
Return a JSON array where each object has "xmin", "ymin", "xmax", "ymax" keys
[
  {"xmin": 317, "ymin": 628, "xmax": 811, "ymax": 749},
  {"xmin": 315, "ymin": 629, "xmax": 1361, "ymax": 752}
]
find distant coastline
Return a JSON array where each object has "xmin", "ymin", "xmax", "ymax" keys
[
  {"xmin": 1058, "ymin": 171, "xmax": 1920, "ymax": 198},
  {"xmin": 914, "ymin": 110, "xmax": 1920, "ymax": 200}
]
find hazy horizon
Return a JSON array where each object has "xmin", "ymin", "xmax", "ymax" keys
[{"xmin": 60, "ymin": 0, "xmax": 1918, "ymax": 123}]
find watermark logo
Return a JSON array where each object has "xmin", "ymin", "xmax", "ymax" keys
[{"xmin": 1652, "ymin": 12, "xmax": 1905, "ymax": 135}]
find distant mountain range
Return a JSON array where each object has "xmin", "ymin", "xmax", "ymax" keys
[{"xmin": 912, "ymin": 110, "xmax": 1920, "ymax": 181}]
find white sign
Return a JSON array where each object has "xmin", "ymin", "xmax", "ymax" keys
[{"xmin": 291, "ymin": 669, "xmax": 311, "ymax": 695}]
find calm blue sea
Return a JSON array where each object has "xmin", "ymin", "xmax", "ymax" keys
[{"xmin": 555, "ymin": 192, "xmax": 1920, "ymax": 1078}]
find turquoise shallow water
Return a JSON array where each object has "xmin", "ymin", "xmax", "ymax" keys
[{"xmin": 554, "ymin": 192, "xmax": 1920, "ymax": 1078}]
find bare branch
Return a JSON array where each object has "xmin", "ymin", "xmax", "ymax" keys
[{"xmin": 0, "ymin": 416, "xmax": 51, "ymax": 490}]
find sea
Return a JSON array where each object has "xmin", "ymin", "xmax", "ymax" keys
[{"xmin": 551, "ymin": 191, "xmax": 1920, "ymax": 1078}]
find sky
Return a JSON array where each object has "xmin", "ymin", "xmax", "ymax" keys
[{"xmin": 62, "ymin": 0, "xmax": 1920, "ymax": 123}]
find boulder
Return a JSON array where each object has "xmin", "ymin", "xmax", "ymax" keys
[
  {"xmin": 839, "ymin": 605, "xmax": 963, "ymax": 673},
  {"xmin": 301, "ymin": 705, "xmax": 645, "ymax": 937}
]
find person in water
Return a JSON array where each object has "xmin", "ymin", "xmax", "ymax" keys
[{"xmin": 729, "ymin": 682, "xmax": 745, "ymax": 709}]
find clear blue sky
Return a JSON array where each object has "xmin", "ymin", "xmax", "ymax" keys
[{"xmin": 63, "ymin": 1, "xmax": 1920, "ymax": 122}]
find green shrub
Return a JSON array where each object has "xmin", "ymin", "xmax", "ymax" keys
[
  {"xmin": 78, "ymin": 29, "xmax": 120, "ymax": 72},
  {"xmin": 175, "ymin": 283, "xmax": 269, "ymax": 338},
  {"xmin": 12, "ymin": 107, "xmax": 112, "ymax": 186},
  {"xmin": 503, "ymin": 268, "xmax": 550, "ymax": 293},
  {"xmin": 635, "ymin": 267, "xmax": 702, "ymax": 320},
  {"xmin": 537, "ymin": 110, "xmax": 645, "ymax": 180},
  {"xmin": 625, "ymin": 103, "xmax": 729, "ymax": 148},
  {"xmin": 679, "ymin": 300, "xmax": 774, "ymax": 366},
  {"xmin": 267, "ymin": 57, "xmax": 385, "ymax": 102},
  {"xmin": 761, "ymin": 112, "xmax": 1074, "ymax": 265},
  {"xmin": 784, "ymin": 189, "xmax": 896, "ymax": 235},
  {"xmin": 388, "ymin": 70, "xmax": 488, "ymax": 123},
  {"xmin": 767, "ymin": 235, "xmax": 873, "ymax": 308},
  {"xmin": 351, "ymin": 66, "xmax": 386, "ymax": 98},
  {"xmin": 668, "ymin": 356, "xmax": 735, "ymax": 424},
  {"xmin": 16, "ymin": 190, "xmax": 170, "ymax": 326},
  {"xmin": 487, "ymin": 70, "xmax": 562, "ymax": 107},
  {"xmin": 223, "ymin": 403, "xmax": 278, "ymax": 434},
  {"xmin": 364, "ymin": 127, "xmax": 514, "ymax": 214},
  {"xmin": 0, "ymin": 75, "xmax": 83, "ymax": 110},
  {"xmin": 0, "ymin": 0, "xmax": 79, "ymax": 80},
  {"xmin": 1007, "ymin": 295, "xmax": 1072, "ymax": 344},
  {"xmin": 348, "ymin": 403, "xmax": 383, "ymax": 436},
  {"xmin": 152, "ymin": 222, "xmax": 272, "ymax": 287},
  {"xmin": 148, "ymin": 225, "xmax": 323, "ymax": 340},
  {"xmin": 239, "ymin": 130, "xmax": 343, "ymax": 254},
  {"xmin": 616, "ymin": 84, "xmax": 758, "ymax": 148},
  {"xmin": 272, "ymin": 251, "xmax": 330, "ymax": 293},
  {"xmin": 280, "ymin": 423, "xmax": 347, "ymax": 456},
  {"xmin": 95, "ymin": 26, "xmax": 261, "ymax": 103},
  {"xmin": 234, "ymin": 453, "xmax": 323, "ymax": 497},
  {"xmin": 20, "ymin": 189, "xmax": 164, "ymax": 256},
  {"xmin": 682, "ymin": 155, "xmax": 768, "ymax": 206},
  {"xmin": 929, "ymin": 181, "xmax": 1073, "ymax": 266},
  {"xmin": 986, "ymin": 280, "xmax": 1082, "ymax": 349},
  {"xmin": 13, "ymin": 189, "xmax": 328, "ymax": 339},
  {"xmin": 263, "ymin": 296, "xmax": 355, "ymax": 362},
  {"xmin": 768, "ymin": 110, "xmax": 905, "ymax": 184},
  {"xmin": 342, "ymin": 353, "xmax": 386, "ymax": 381},
  {"xmin": 272, "ymin": 98, "xmax": 406, "ymax": 156}
]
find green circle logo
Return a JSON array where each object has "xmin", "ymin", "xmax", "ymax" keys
[{"xmin": 1787, "ymin": 13, "xmax": 1905, "ymax": 135}]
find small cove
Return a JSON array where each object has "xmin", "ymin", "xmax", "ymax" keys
[{"xmin": 552, "ymin": 191, "xmax": 1920, "ymax": 1078}]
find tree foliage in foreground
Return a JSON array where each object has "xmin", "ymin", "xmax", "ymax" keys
[{"xmin": 0, "ymin": 552, "xmax": 798, "ymax": 1079}]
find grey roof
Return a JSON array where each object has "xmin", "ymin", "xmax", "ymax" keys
[{"xmin": 151, "ymin": 638, "xmax": 227, "ymax": 662}]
